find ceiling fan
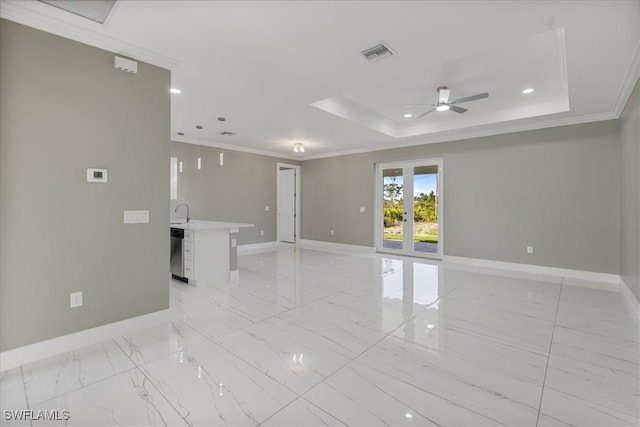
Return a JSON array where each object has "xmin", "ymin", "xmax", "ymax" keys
[{"xmin": 407, "ymin": 86, "xmax": 489, "ymax": 118}]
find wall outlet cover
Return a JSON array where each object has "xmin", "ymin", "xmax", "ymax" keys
[
  {"xmin": 70, "ymin": 291, "xmax": 83, "ymax": 308},
  {"xmin": 527, "ymin": 246, "xmax": 534, "ymax": 254}
]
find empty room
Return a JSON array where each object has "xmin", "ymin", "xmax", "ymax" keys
[{"xmin": 0, "ymin": 1, "xmax": 638, "ymax": 426}]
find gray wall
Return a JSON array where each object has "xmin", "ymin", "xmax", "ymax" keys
[
  {"xmin": 302, "ymin": 121, "xmax": 621, "ymax": 274},
  {"xmin": 0, "ymin": 20, "xmax": 171, "ymax": 351},
  {"xmin": 170, "ymin": 142, "xmax": 299, "ymax": 245},
  {"xmin": 619, "ymin": 79, "xmax": 640, "ymax": 301}
]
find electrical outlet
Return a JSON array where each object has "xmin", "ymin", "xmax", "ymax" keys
[
  {"xmin": 260, "ymin": 230, "xmax": 264, "ymax": 236},
  {"xmin": 330, "ymin": 230, "xmax": 334, "ymax": 236},
  {"xmin": 70, "ymin": 292, "xmax": 83, "ymax": 308},
  {"xmin": 359, "ymin": 206, "xmax": 366, "ymax": 213},
  {"xmin": 527, "ymin": 246, "xmax": 534, "ymax": 254},
  {"xmin": 265, "ymin": 206, "xmax": 270, "ymax": 211}
]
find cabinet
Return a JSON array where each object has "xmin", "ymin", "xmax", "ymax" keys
[{"xmin": 183, "ymin": 230, "xmax": 194, "ymax": 280}]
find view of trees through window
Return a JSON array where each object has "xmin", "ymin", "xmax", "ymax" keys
[{"xmin": 383, "ymin": 174, "xmax": 438, "ymax": 244}]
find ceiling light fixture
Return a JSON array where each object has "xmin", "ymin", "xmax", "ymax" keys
[
  {"xmin": 404, "ymin": 113, "xmax": 413, "ymax": 118},
  {"xmin": 218, "ymin": 117, "xmax": 236, "ymax": 136},
  {"xmin": 522, "ymin": 88, "xmax": 534, "ymax": 94},
  {"xmin": 293, "ymin": 142, "xmax": 305, "ymax": 153},
  {"xmin": 435, "ymin": 104, "xmax": 450, "ymax": 112},
  {"xmin": 170, "ymin": 88, "xmax": 181, "ymax": 94}
]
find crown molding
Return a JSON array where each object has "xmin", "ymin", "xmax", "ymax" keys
[
  {"xmin": 301, "ymin": 111, "xmax": 618, "ymax": 161},
  {"xmin": 612, "ymin": 40, "xmax": 640, "ymax": 116},
  {"xmin": 0, "ymin": 0, "xmax": 180, "ymax": 70},
  {"xmin": 172, "ymin": 137, "xmax": 301, "ymax": 161}
]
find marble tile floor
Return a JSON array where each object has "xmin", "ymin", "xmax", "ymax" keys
[{"xmin": 1, "ymin": 247, "xmax": 638, "ymax": 426}]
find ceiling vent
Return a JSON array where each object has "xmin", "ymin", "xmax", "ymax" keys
[
  {"xmin": 361, "ymin": 42, "xmax": 395, "ymax": 62},
  {"xmin": 38, "ymin": 0, "xmax": 117, "ymax": 24},
  {"xmin": 219, "ymin": 131, "xmax": 236, "ymax": 136}
]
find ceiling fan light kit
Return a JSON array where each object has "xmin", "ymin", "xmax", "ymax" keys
[{"xmin": 410, "ymin": 86, "xmax": 489, "ymax": 119}]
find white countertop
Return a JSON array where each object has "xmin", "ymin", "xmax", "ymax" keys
[{"xmin": 170, "ymin": 220, "xmax": 254, "ymax": 231}]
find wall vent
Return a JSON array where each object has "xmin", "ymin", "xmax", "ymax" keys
[
  {"xmin": 361, "ymin": 42, "xmax": 395, "ymax": 62},
  {"xmin": 38, "ymin": 0, "xmax": 117, "ymax": 24}
]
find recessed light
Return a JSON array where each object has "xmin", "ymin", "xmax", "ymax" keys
[
  {"xmin": 522, "ymin": 88, "xmax": 534, "ymax": 94},
  {"xmin": 170, "ymin": 88, "xmax": 181, "ymax": 94},
  {"xmin": 405, "ymin": 413, "xmax": 413, "ymax": 419},
  {"xmin": 404, "ymin": 113, "xmax": 413, "ymax": 118}
]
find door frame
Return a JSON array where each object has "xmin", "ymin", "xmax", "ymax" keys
[
  {"xmin": 277, "ymin": 163, "xmax": 301, "ymax": 243},
  {"xmin": 374, "ymin": 158, "xmax": 443, "ymax": 259}
]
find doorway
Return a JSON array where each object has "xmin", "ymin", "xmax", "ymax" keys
[
  {"xmin": 277, "ymin": 163, "xmax": 301, "ymax": 243},
  {"xmin": 375, "ymin": 158, "xmax": 443, "ymax": 259}
]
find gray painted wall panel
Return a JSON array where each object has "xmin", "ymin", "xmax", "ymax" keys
[
  {"xmin": 619, "ymin": 79, "xmax": 640, "ymax": 301},
  {"xmin": 302, "ymin": 121, "xmax": 620, "ymax": 274},
  {"xmin": 170, "ymin": 142, "xmax": 299, "ymax": 245},
  {"xmin": 0, "ymin": 20, "xmax": 171, "ymax": 351}
]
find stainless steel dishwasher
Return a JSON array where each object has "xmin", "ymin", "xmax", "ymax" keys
[{"xmin": 170, "ymin": 228, "xmax": 187, "ymax": 282}]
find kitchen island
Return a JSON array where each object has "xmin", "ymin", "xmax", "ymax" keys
[{"xmin": 170, "ymin": 220, "xmax": 253, "ymax": 285}]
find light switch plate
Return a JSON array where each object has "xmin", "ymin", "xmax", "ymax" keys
[{"xmin": 124, "ymin": 210, "xmax": 149, "ymax": 224}]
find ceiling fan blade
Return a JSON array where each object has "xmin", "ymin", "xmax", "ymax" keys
[
  {"xmin": 415, "ymin": 108, "xmax": 435, "ymax": 118},
  {"xmin": 438, "ymin": 89, "xmax": 451, "ymax": 103},
  {"xmin": 448, "ymin": 105, "xmax": 467, "ymax": 114},
  {"xmin": 450, "ymin": 92, "xmax": 489, "ymax": 104},
  {"xmin": 403, "ymin": 104, "xmax": 436, "ymax": 108}
]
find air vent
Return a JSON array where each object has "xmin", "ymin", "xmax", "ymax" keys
[
  {"xmin": 38, "ymin": 0, "xmax": 117, "ymax": 24},
  {"xmin": 219, "ymin": 131, "xmax": 236, "ymax": 136},
  {"xmin": 361, "ymin": 42, "xmax": 395, "ymax": 62}
]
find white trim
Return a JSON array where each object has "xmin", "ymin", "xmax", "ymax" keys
[
  {"xmin": 301, "ymin": 112, "xmax": 618, "ymax": 161},
  {"xmin": 0, "ymin": 1, "xmax": 180, "ymax": 70},
  {"xmin": 277, "ymin": 163, "xmax": 302, "ymax": 243},
  {"xmin": 299, "ymin": 239, "xmax": 375, "ymax": 254},
  {"xmin": 0, "ymin": 309, "xmax": 170, "ymax": 372},
  {"xmin": 620, "ymin": 277, "xmax": 640, "ymax": 328},
  {"xmin": 444, "ymin": 255, "xmax": 621, "ymax": 288},
  {"xmin": 174, "ymin": 137, "xmax": 300, "ymax": 161},
  {"xmin": 237, "ymin": 241, "xmax": 282, "ymax": 255},
  {"xmin": 612, "ymin": 40, "xmax": 640, "ymax": 116}
]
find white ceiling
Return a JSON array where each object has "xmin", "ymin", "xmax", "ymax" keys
[{"xmin": 2, "ymin": 0, "xmax": 639, "ymax": 160}]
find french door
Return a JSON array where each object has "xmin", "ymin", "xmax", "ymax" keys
[{"xmin": 375, "ymin": 158, "xmax": 443, "ymax": 259}]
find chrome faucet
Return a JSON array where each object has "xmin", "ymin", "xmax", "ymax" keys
[{"xmin": 174, "ymin": 203, "xmax": 190, "ymax": 223}]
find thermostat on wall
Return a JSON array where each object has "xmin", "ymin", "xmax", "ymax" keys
[{"xmin": 87, "ymin": 168, "xmax": 108, "ymax": 183}]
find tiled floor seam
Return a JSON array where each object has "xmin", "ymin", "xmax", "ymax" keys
[
  {"xmin": 257, "ymin": 395, "xmax": 350, "ymax": 426},
  {"xmin": 534, "ymin": 277, "xmax": 564, "ymax": 427},
  {"xmin": 267, "ymin": 291, "xmax": 453, "ymax": 425},
  {"xmin": 18, "ymin": 365, "xmax": 33, "ymax": 427},
  {"xmin": 111, "ymin": 338, "xmax": 193, "ymax": 427}
]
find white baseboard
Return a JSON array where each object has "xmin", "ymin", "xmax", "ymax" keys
[
  {"xmin": 0, "ymin": 309, "xmax": 170, "ymax": 372},
  {"xmin": 620, "ymin": 277, "xmax": 640, "ymax": 327},
  {"xmin": 299, "ymin": 239, "xmax": 375, "ymax": 254},
  {"xmin": 237, "ymin": 241, "xmax": 282, "ymax": 255},
  {"xmin": 444, "ymin": 255, "xmax": 621, "ymax": 289}
]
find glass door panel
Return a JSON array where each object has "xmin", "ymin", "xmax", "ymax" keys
[
  {"xmin": 382, "ymin": 167, "xmax": 404, "ymax": 251},
  {"xmin": 377, "ymin": 159, "xmax": 442, "ymax": 259},
  {"xmin": 413, "ymin": 165, "xmax": 439, "ymax": 255}
]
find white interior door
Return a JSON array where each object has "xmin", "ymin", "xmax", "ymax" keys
[{"xmin": 277, "ymin": 168, "xmax": 296, "ymax": 243}]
